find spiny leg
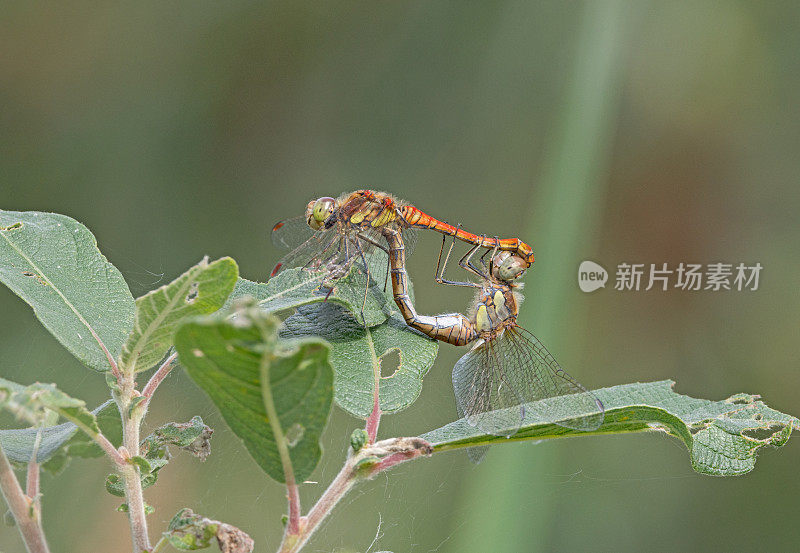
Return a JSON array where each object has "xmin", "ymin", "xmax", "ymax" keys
[
  {"xmin": 478, "ymin": 236, "xmax": 501, "ymax": 274},
  {"xmin": 355, "ymin": 231, "xmax": 392, "ymax": 292},
  {"xmin": 459, "ymin": 235, "xmax": 490, "ymax": 280},
  {"xmin": 353, "ymin": 236, "xmax": 373, "ymax": 326},
  {"xmin": 435, "ymin": 224, "xmax": 480, "ymax": 288}
]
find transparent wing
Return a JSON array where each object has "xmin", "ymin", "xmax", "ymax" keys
[
  {"xmin": 452, "ymin": 339, "xmax": 526, "ymax": 438},
  {"xmin": 349, "ymin": 224, "xmax": 416, "ymax": 287},
  {"xmin": 269, "ymin": 226, "xmax": 344, "ymax": 277},
  {"xmin": 502, "ymin": 326, "xmax": 604, "ymax": 431},
  {"xmin": 271, "ymin": 216, "xmax": 316, "ymax": 251},
  {"xmin": 451, "ymin": 325, "xmax": 604, "ymax": 438}
]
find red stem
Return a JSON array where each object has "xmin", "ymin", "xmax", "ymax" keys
[
  {"xmin": 286, "ymin": 479, "xmax": 302, "ymax": 535},
  {"xmin": 0, "ymin": 446, "xmax": 51, "ymax": 553},
  {"xmin": 142, "ymin": 352, "xmax": 178, "ymax": 403},
  {"xmin": 365, "ymin": 391, "xmax": 381, "ymax": 443},
  {"xmin": 87, "ymin": 326, "xmax": 121, "ymax": 380}
]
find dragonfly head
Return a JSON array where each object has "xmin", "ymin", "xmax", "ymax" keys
[
  {"xmin": 491, "ymin": 252, "xmax": 527, "ymax": 281},
  {"xmin": 306, "ymin": 197, "xmax": 337, "ymax": 230}
]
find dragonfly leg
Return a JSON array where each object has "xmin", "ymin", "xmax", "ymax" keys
[
  {"xmin": 350, "ymin": 237, "xmax": 373, "ymax": 325},
  {"xmin": 479, "ymin": 236, "xmax": 501, "ymax": 274},
  {"xmin": 356, "ymin": 232, "xmax": 389, "ymax": 254},
  {"xmin": 435, "ymin": 224, "xmax": 480, "ymax": 288},
  {"xmin": 460, "ymin": 236, "xmax": 490, "ymax": 280},
  {"xmin": 353, "ymin": 231, "xmax": 391, "ymax": 291}
]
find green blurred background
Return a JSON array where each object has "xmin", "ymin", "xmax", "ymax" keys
[{"xmin": 2, "ymin": 2, "xmax": 799, "ymax": 552}]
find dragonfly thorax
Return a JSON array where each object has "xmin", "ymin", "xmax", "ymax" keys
[{"xmin": 473, "ymin": 284, "xmax": 518, "ymax": 336}]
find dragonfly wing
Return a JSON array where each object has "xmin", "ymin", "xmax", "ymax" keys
[
  {"xmin": 452, "ymin": 340, "xmax": 526, "ymax": 438},
  {"xmin": 402, "ymin": 227, "xmax": 418, "ymax": 257},
  {"xmin": 504, "ymin": 326, "xmax": 605, "ymax": 431},
  {"xmin": 270, "ymin": 226, "xmax": 343, "ymax": 277},
  {"xmin": 271, "ymin": 216, "xmax": 317, "ymax": 250}
]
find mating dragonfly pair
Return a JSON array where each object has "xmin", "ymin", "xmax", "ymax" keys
[{"xmin": 271, "ymin": 190, "xmax": 604, "ymax": 439}]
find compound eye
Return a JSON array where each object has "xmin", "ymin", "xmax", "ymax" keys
[
  {"xmin": 308, "ymin": 197, "xmax": 335, "ymax": 229},
  {"xmin": 494, "ymin": 253, "xmax": 527, "ymax": 281}
]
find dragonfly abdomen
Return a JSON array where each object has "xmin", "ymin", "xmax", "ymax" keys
[
  {"xmin": 384, "ymin": 227, "xmax": 477, "ymax": 346},
  {"xmin": 398, "ymin": 205, "xmax": 535, "ymax": 265}
]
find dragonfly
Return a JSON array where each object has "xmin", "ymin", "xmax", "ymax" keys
[
  {"xmin": 381, "ymin": 225, "xmax": 604, "ymax": 444},
  {"xmin": 270, "ymin": 190, "xmax": 535, "ymax": 321}
]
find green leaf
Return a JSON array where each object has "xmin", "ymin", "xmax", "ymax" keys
[
  {"xmin": 175, "ymin": 303, "xmax": 333, "ymax": 483},
  {"xmin": 0, "ymin": 378, "xmax": 122, "ymax": 473},
  {"xmin": 0, "ymin": 400, "xmax": 119, "ymax": 469},
  {"xmin": 281, "ymin": 302, "xmax": 438, "ymax": 418},
  {"xmin": 421, "ymin": 381, "xmax": 800, "ymax": 476},
  {"xmin": 120, "ymin": 257, "xmax": 238, "ymax": 373},
  {"xmin": 235, "ymin": 265, "xmax": 392, "ymax": 327},
  {"xmin": 0, "ymin": 210, "xmax": 135, "ymax": 371},
  {"xmin": 105, "ymin": 417, "xmax": 212, "ymax": 497},
  {"xmin": 220, "ymin": 277, "xmax": 272, "ymax": 311},
  {"xmin": 163, "ymin": 508, "xmax": 253, "ymax": 552},
  {"xmin": 141, "ymin": 416, "xmax": 213, "ymax": 461},
  {"xmin": 0, "ymin": 377, "xmax": 99, "ymax": 436}
]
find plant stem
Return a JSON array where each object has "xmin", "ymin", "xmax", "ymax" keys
[
  {"xmin": 142, "ymin": 352, "xmax": 178, "ymax": 403},
  {"xmin": 26, "ymin": 426, "xmax": 42, "ymax": 511},
  {"xmin": 278, "ymin": 457, "xmax": 358, "ymax": 553},
  {"xmin": 277, "ymin": 437, "xmax": 432, "ymax": 553},
  {"xmin": 0, "ymin": 446, "xmax": 51, "ymax": 553},
  {"xmin": 364, "ymin": 325, "xmax": 381, "ymax": 443},
  {"xmin": 151, "ymin": 536, "xmax": 168, "ymax": 553},
  {"xmin": 365, "ymin": 391, "xmax": 381, "ymax": 443},
  {"xmin": 117, "ymin": 375, "xmax": 151, "ymax": 553}
]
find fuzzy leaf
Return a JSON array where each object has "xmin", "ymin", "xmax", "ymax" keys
[
  {"xmin": 281, "ymin": 302, "xmax": 438, "ymax": 418},
  {"xmin": 0, "ymin": 210, "xmax": 135, "ymax": 371},
  {"xmin": 243, "ymin": 264, "xmax": 392, "ymax": 327},
  {"xmin": 175, "ymin": 303, "xmax": 333, "ymax": 483},
  {"xmin": 421, "ymin": 381, "xmax": 800, "ymax": 476},
  {"xmin": 164, "ymin": 508, "xmax": 254, "ymax": 552},
  {"xmin": 0, "ymin": 399, "xmax": 120, "ymax": 470},
  {"xmin": 220, "ymin": 278, "xmax": 271, "ymax": 311},
  {"xmin": 0, "ymin": 377, "xmax": 99, "ymax": 436},
  {"xmin": 120, "ymin": 257, "xmax": 238, "ymax": 372}
]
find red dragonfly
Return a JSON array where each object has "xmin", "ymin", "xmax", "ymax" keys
[
  {"xmin": 381, "ymin": 225, "xmax": 604, "ymax": 443},
  {"xmin": 270, "ymin": 190, "xmax": 535, "ymax": 320}
]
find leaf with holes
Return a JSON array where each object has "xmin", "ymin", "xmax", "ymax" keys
[
  {"xmin": 421, "ymin": 380, "xmax": 800, "ymax": 476},
  {"xmin": 174, "ymin": 302, "xmax": 333, "ymax": 482},
  {"xmin": 119, "ymin": 257, "xmax": 238, "ymax": 372},
  {"xmin": 163, "ymin": 508, "xmax": 254, "ymax": 552},
  {"xmin": 281, "ymin": 300, "xmax": 439, "ymax": 419},
  {"xmin": 0, "ymin": 210, "xmax": 135, "ymax": 371}
]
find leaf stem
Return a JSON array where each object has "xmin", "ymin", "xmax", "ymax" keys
[
  {"xmin": 88, "ymin": 325, "xmax": 121, "ymax": 379},
  {"xmin": 0, "ymin": 445, "xmax": 51, "ymax": 553},
  {"xmin": 60, "ymin": 412, "xmax": 126, "ymax": 467},
  {"xmin": 151, "ymin": 536, "xmax": 168, "ymax": 553},
  {"xmin": 142, "ymin": 352, "xmax": 178, "ymax": 403}
]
